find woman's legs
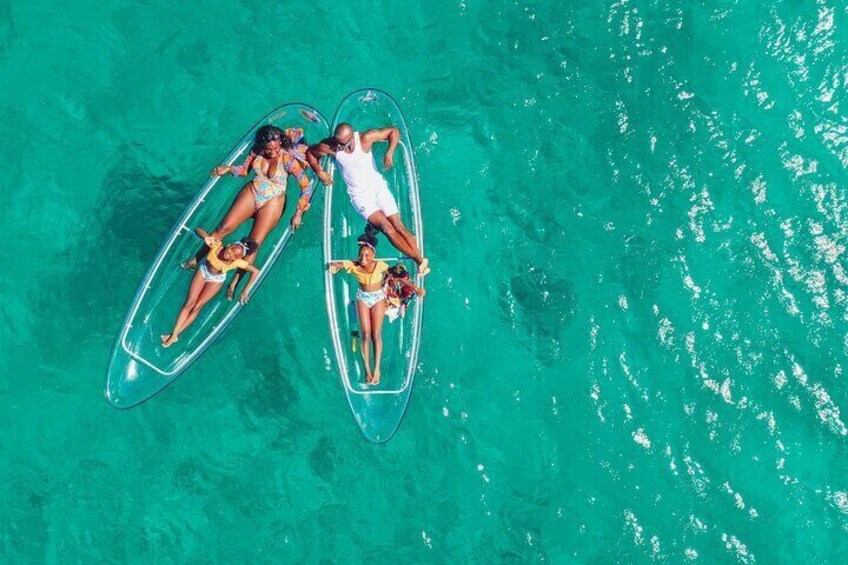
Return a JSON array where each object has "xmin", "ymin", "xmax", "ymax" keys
[
  {"xmin": 356, "ymin": 299, "xmax": 374, "ymax": 383},
  {"xmin": 369, "ymin": 299, "xmax": 388, "ymax": 384},
  {"xmin": 184, "ymin": 183, "xmax": 257, "ymax": 268},
  {"xmin": 163, "ymin": 280, "xmax": 224, "ymax": 346},
  {"xmin": 227, "ymin": 194, "xmax": 286, "ymax": 299},
  {"xmin": 252, "ymin": 194, "xmax": 286, "ymax": 244},
  {"xmin": 162, "ymin": 271, "xmax": 206, "ymax": 347}
]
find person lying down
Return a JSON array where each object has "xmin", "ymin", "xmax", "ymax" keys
[{"xmin": 161, "ymin": 228, "xmax": 259, "ymax": 348}]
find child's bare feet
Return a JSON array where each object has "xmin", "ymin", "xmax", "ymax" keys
[{"xmin": 418, "ymin": 258, "xmax": 430, "ymax": 277}]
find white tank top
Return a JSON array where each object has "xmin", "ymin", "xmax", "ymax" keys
[{"xmin": 334, "ymin": 132, "xmax": 383, "ymax": 193}]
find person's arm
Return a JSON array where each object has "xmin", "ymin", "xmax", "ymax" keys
[
  {"xmin": 211, "ymin": 152, "xmax": 255, "ymax": 177},
  {"xmin": 328, "ymin": 260, "xmax": 354, "ymax": 274},
  {"xmin": 288, "ymin": 159, "xmax": 313, "ymax": 231},
  {"xmin": 306, "ymin": 140, "xmax": 335, "ymax": 186},
  {"xmin": 238, "ymin": 264, "xmax": 262, "ymax": 304},
  {"xmin": 194, "ymin": 227, "xmax": 219, "ymax": 247},
  {"xmin": 397, "ymin": 277, "xmax": 426, "ymax": 297},
  {"xmin": 362, "ymin": 126, "xmax": 400, "ymax": 170}
]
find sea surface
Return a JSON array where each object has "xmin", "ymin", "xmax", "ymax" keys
[{"xmin": 2, "ymin": 0, "xmax": 848, "ymax": 562}]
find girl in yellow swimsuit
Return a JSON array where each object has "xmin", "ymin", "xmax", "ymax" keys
[
  {"xmin": 328, "ymin": 224, "xmax": 390, "ymax": 385},
  {"xmin": 183, "ymin": 125, "xmax": 313, "ymax": 299},
  {"xmin": 162, "ymin": 228, "xmax": 259, "ymax": 348}
]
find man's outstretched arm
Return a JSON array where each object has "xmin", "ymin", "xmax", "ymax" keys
[
  {"xmin": 362, "ymin": 126, "xmax": 400, "ymax": 170},
  {"xmin": 307, "ymin": 140, "xmax": 334, "ymax": 186}
]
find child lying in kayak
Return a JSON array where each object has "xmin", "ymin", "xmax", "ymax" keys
[
  {"xmin": 161, "ymin": 228, "xmax": 259, "ymax": 348},
  {"xmin": 328, "ymin": 225, "xmax": 388, "ymax": 384},
  {"xmin": 384, "ymin": 264, "xmax": 425, "ymax": 322}
]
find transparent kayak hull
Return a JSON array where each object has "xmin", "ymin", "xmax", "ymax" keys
[
  {"xmin": 106, "ymin": 103, "xmax": 329, "ymax": 409},
  {"xmin": 324, "ymin": 89, "xmax": 424, "ymax": 443}
]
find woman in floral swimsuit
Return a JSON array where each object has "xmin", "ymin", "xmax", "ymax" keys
[{"xmin": 183, "ymin": 125, "xmax": 314, "ymax": 298}]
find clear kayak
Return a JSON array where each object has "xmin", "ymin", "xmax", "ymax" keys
[
  {"xmin": 106, "ymin": 103, "xmax": 329, "ymax": 409},
  {"xmin": 323, "ymin": 89, "xmax": 425, "ymax": 443}
]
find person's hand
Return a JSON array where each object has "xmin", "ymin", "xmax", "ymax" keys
[
  {"xmin": 211, "ymin": 166, "xmax": 229, "ymax": 177},
  {"xmin": 239, "ymin": 291, "xmax": 251, "ymax": 305},
  {"xmin": 297, "ymin": 196, "xmax": 311, "ymax": 214},
  {"xmin": 329, "ymin": 263, "xmax": 342, "ymax": 274},
  {"xmin": 383, "ymin": 152, "xmax": 394, "ymax": 170},
  {"xmin": 318, "ymin": 171, "xmax": 334, "ymax": 186},
  {"xmin": 204, "ymin": 236, "xmax": 220, "ymax": 247},
  {"xmin": 290, "ymin": 213, "xmax": 303, "ymax": 231}
]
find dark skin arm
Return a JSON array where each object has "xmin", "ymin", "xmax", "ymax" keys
[
  {"xmin": 361, "ymin": 127, "xmax": 400, "ymax": 169},
  {"xmin": 306, "ymin": 139, "xmax": 336, "ymax": 186},
  {"xmin": 238, "ymin": 264, "xmax": 262, "ymax": 305},
  {"xmin": 394, "ymin": 276, "xmax": 426, "ymax": 297},
  {"xmin": 194, "ymin": 227, "xmax": 219, "ymax": 247},
  {"xmin": 289, "ymin": 158, "xmax": 313, "ymax": 230},
  {"xmin": 211, "ymin": 152, "xmax": 255, "ymax": 177}
]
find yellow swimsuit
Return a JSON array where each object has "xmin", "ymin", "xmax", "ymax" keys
[
  {"xmin": 341, "ymin": 260, "xmax": 389, "ymax": 286},
  {"xmin": 340, "ymin": 260, "xmax": 389, "ymax": 308},
  {"xmin": 205, "ymin": 242, "xmax": 250, "ymax": 274}
]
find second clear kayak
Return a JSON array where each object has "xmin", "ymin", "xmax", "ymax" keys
[{"xmin": 323, "ymin": 89, "xmax": 425, "ymax": 443}]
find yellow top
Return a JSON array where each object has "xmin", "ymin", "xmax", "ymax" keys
[
  {"xmin": 206, "ymin": 241, "xmax": 250, "ymax": 273},
  {"xmin": 342, "ymin": 260, "xmax": 389, "ymax": 286}
]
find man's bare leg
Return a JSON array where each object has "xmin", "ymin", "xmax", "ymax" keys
[
  {"xmin": 366, "ymin": 211, "xmax": 429, "ymax": 275},
  {"xmin": 386, "ymin": 214, "xmax": 420, "ymax": 258},
  {"xmin": 384, "ymin": 213, "xmax": 429, "ymax": 276}
]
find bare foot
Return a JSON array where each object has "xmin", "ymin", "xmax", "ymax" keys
[
  {"xmin": 372, "ymin": 369, "xmax": 381, "ymax": 385},
  {"xmin": 181, "ymin": 259, "xmax": 197, "ymax": 271},
  {"xmin": 161, "ymin": 334, "xmax": 178, "ymax": 348},
  {"xmin": 418, "ymin": 258, "xmax": 430, "ymax": 277},
  {"xmin": 365, "ymin": 372, "xmax": 374, "ymax": 384}
]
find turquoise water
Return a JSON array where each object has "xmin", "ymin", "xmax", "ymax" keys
[{"xmin": 3, "ymin": 0, "xmax": 848, "ymax": 561}]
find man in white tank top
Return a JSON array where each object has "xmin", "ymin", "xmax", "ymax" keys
[{"xmin": 307, "ymin": 123, "xmax": 429, "ymax": 276}]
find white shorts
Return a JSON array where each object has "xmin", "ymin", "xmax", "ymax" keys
[{"xmin": 348, "ymin": 180, "xmax": 399, "ymax": 221}]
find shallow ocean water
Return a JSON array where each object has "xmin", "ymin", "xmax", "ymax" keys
[{"xmin": 2, "ymin": 0, "xmax": 848, "ymax": 561}]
